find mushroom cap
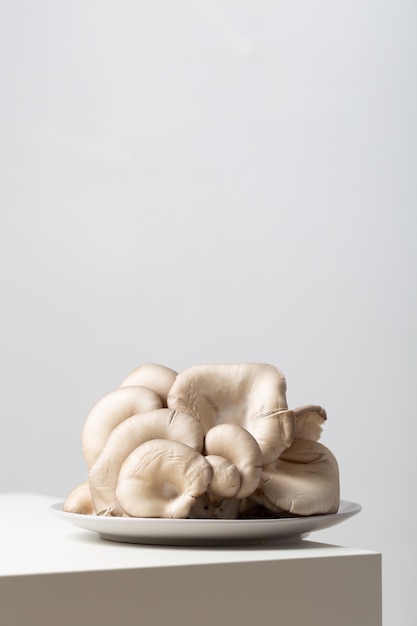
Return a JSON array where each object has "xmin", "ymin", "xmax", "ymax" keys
[
  {"xmin": 116, "ymin": 439, "xmax": 212, "ymax": 518},
  {"xmin": 63, "ymin": 481, "xmax": 95, "ymax": 515},
  {"xmin": 204, "ymin": 423, "xmax": 263, "ymax": 499},
  {"xmin": 252, "ymin": 439, "xmax": 340, "ymax": 516},
  {"xmin": 167, "ymin": 363, "xmax": 295, "ymax": 464},
  {"xmin": 205, "ymin": 454, "xmax": 241, "ymax": 500},
  {"xmin": 82, "ymin": 385, "xmax": 163, "ymax": 468},
  {"xmin": 294, "ymin": 405, "xmax": 327, "ymax": 441},
  {"xmin": 89, "ymin": 408, "xmax": 204, "ymax": 516},
  {"xmin": 120, "ymin": 363, "xmax": 178, "ymax": 406}
]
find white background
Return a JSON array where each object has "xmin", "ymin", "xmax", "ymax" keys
[{"xmin": 1, "ymin": 2, "xmax": 416, "ymax": 624}]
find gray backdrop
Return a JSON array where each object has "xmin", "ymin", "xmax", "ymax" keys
[{"xmin": 1, "ymin": 2, "xmax": 416, "ymax": 625}]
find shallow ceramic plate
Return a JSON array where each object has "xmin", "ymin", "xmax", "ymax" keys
[{"xmin": 50, "ymin": 500, "xmax": 361, "ymax": 545}]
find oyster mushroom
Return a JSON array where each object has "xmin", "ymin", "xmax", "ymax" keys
[
  {"xmin": 116, "ymin": 439, "xmax": 212, "ymax": 518},
  {"xmin": 89, "ymin": 408, "xmax": 204, "ymax": 516},
  {"xmin": 251, "ymin": 439, "xmax": 340, "ymax": 516},
  {"xmin": 294, "ymin": 405, "xmax": 327, "ymax": 441},
  {"xmin": 120, "ymin": 363, "xmax": 177, "ymax": 406},
  {"xmin": 63, "ymin": 481, "xmax": 95, "ymax": 515},
  {"xmin": 167, "ymin": 363, "xmax": 295, "ymax": 464},
  {"xmin": 204, "ymin": 423, "xmax": 263, "ymax": 498},
  {"xmin": 205, "ymin": 454, "xmax": 241, "ymax": 502},
  {"xmin": 82, "ymin": 385, "xmax": 163, "ymax": 468}
]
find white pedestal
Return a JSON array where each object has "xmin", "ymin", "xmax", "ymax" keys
[{"xmin": 0, "ymin": 494, "xmax": 381, "ymax": 626}]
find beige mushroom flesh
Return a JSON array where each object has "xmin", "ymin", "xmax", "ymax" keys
[
  {"xmin": 167, "ymin": 363, "xmax": 296, "ymax": 464},
  {"xmin": 64, "ymin": 362, "xmax": 341, "ymax": 519},
  {"xmin": 88, "ymin": 408, "xmax": 204, "ymax": 516},
  {"xmin": 82, "ymin": 385, "xmax": 163, "ymax": 468},
  {"xmin": 120, "ymin": 363, "xmax": 178, "ymax": 407},
  {"xmin": 63, "ymin": 481, "xmax": 95, "ymax": 515},
  {"xmin": 116, "ymin": 439, "xmax": 212, "ymax": 518},
  {"xmin": 204, "ymin": 423, "xmax": 263, "ymax": 499},
  {"xmin": 294, "ymin": 405, "xmax": 327, "ymax": 441},
  {"xmin": 251, "ymin": 439, "xmax": 340, "ymax": 516},
  {"xmin": 204, "ymin": 454, "xmax": 241, "ymax": 503}
]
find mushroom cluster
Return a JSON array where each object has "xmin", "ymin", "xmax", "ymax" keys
[{"xmin": 64, "ymin": 363, "xmax": 340, "ymax": 519}]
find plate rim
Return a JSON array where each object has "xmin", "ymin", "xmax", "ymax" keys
[
  {"xmin": 51, "ymin": 499, "xmax": 361, "ymax": 525},
  {"xmin": 50, "ymin": 499, "xmax": 361, "ymax": 545}
]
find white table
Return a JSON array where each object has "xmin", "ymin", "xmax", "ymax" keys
[{"xmin": 0, "ymin": 494, "xmax": 381, "ymax": 626}]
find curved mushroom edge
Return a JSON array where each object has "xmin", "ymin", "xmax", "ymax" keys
[
  {"xmin": 63, "ymin": 481, "xmax": 95, "ymax": 515},
  {"xmin": 250, "ymin": 439, "xmax": 340, "ymax": 516}
]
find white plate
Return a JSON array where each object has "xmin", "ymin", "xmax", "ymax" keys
[{"xmin": 50, "ymin": 500, "xmax": 361, "ymax": 545}]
